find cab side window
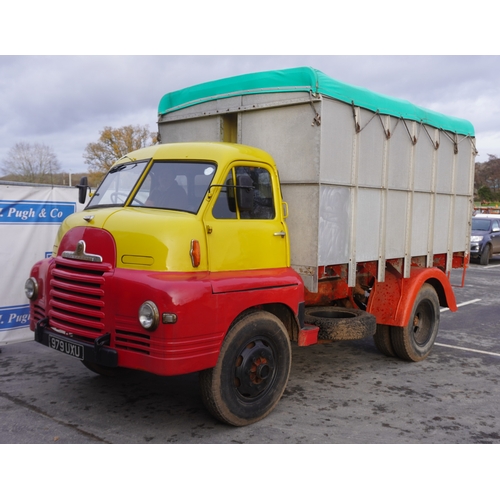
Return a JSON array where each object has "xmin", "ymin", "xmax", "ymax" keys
[
  {"xmin": 212, "ymin": 171, "xmax": 237, "ymax": 219},
  {"xmin": 212, "ymin": 166, "xmax": 275, "ymax": 220}
]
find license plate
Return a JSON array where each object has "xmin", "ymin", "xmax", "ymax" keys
[{"xmin": 48, "ymin": 335, "xmax": 84, "ymax": 360}]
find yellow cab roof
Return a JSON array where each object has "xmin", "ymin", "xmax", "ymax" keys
[{"xmin": 114, "ymin": 142, "xmax": 276, "ymax": 168}]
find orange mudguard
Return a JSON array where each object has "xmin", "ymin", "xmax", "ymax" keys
[{"xmin": 367, "ymin": 267, "xmax": 457, "ymax": 327}]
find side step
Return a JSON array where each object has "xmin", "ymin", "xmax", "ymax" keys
[{"xmin": 298, "ymin": 324, "xmax": 319, "ymax": 346}]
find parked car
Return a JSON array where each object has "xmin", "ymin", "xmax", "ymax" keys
[{"xmin": 470, "ymin": 216, "xmax": 500, "ymax": 265}]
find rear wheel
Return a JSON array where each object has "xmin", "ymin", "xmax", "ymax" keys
[
  {"xmin": 373, "ymin": 324, "xmax": 396, "ymax": 357},
  {"xmin": 391, "ymin": 284, "xmax": 440, "ymax": 362},
  {"xmin": 199, "ymin": 311, "xmax": 291, "ymax": 426}
]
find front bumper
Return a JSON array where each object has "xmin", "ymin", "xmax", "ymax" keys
[
  {"xmin": 34, "ymin": 318, "xmax": 118, "ymax": 367},
  {"xmin": 470, "ymin": 243, "xmax": 481, "ymax": 256}
]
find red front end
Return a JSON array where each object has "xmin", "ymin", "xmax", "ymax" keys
[{"xmin": 29, "ymin": 226, "xmax": 305, "ymax": 376}]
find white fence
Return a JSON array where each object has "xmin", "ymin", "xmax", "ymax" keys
[{"xmin": 0, "ymin": 182, "xmax": 84, "ymax": 345}]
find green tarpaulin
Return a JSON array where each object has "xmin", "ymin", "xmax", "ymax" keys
[{"xmin": 158, "ymin": 67, "xmax": 474, "ymax": 137}]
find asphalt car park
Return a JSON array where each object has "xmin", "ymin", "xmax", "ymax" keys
[{"xmin": 1, "ymin": 257, "xmax": 500, "ymax": 444}]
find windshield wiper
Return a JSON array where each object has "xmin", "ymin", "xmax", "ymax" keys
[{"xmin": 109, "ymin": 164, "xmax": 130, "ymax": 174}]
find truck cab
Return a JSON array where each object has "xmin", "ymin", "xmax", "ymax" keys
[{"xmin": 27, "ymin": 142, "xmax": 308, "ymax": 425}]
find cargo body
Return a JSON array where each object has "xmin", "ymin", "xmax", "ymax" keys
[
  {"xmin": 26, "ymin": 68, "xmax": 476, "ymax": 425},
  {"xmin": 158, "ymin": 67, "xmax": 475, "ymax": 292}
]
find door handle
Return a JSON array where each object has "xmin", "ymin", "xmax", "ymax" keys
[{"xmin": 273, "ymin": 231, "xmax": 286, "ymax": 237}]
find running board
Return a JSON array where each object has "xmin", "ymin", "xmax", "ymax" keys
[{"xmin": 298, "ymin": 324, "xmax": 319, "ymax": 346}]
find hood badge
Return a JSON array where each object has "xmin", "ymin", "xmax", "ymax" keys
[
  {"xmin": 62, "ymin": 240, "xmax": 103, "ymax": 263},
  {"xmin": 83, "ymin": 215, "xmax": 94, "ymax": 222}
]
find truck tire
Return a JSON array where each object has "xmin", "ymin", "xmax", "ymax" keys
[
  {"xmin": 304, "ymin": 306, "xmax": 376, "ymax": 340},
  {"xmin": 480, "ymin": 244, "xmax": 491, "ymax": 265},
  {"xmin": 373, "ymin": 324, "xmax": 396, "ymax": 357},
  {"xmin": 390, "ymin": 284, "xmax": 440, "ymax": 362},
  {"xmin": 199, "ymin": 311, "xmax": 291, "ymax": 426}
]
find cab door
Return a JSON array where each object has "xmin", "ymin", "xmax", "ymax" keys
[{"xmin": 204, "ymin": 163, "xmax": 288, "ymax": 272}]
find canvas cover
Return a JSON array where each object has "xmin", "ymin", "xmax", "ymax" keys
[{"xmin": 158, "ymin": 67, "xmax": 475, "ymax": 137}]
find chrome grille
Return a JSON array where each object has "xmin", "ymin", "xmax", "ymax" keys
[{"xmin": 48, "ymin": 257, "xmax": 112, "ymax": 339}]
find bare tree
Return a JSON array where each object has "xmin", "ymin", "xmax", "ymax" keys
[
  {"xmin": 1, "ymin": 142, "xmax": 62, "ymax": 183},
  {"xmin": 475, "ymin": 155, "xmax": 500, "ymax": 201},
  {"xmin": 83, "ymin": 125, "xmax": 157, "ymax": 175}
]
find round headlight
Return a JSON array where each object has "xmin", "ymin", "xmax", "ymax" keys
[
  {"xmin": 25, "ymin": 277, "xmax": 38, "ymax": 300},
  {"xmin": 138, "ymin": 301, "xmax": 159, "ymax": 331}
]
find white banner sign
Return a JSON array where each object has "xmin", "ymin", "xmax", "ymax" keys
[{"xmin": 0, "ymin": 183, "xmax": 84, "ymax": 344}]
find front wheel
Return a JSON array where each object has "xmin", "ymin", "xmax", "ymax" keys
[
  {"xmin": 391, "ymin": 284, "xmax": 440, "ymax": 362},
  {"xmin": 480, "ymin": 244, "xmax": 491, "ymax": 265},
  {"xmin": 199, "ymin": 311, "xmax": 292, "ymax": 426}
]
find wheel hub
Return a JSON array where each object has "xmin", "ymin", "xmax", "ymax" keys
[
  {"xmin": 234, "ymin": 339, "xmax": 275, "ymax": 399},
  {"xmin": 412, "ymin": 302, "xmax": 433, "ymax": 345}
]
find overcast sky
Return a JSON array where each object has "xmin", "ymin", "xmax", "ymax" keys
[{"xmin": 1, "ymin": 54, "xmax": 498, "ymax": 176}]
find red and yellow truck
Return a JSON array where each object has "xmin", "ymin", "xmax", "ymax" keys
[{"xmin": 25, "ymin": 68, "xmax": 476, "ymax": 425}]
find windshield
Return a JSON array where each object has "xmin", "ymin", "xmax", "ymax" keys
[
  {"xmin": 130, "ymin": 161, "xmax": 216, "ymax": 213},
  {"xmin": 87, "ymin": 160, "xmax": 149, "ymax": 208},
  {"xmin": 472, "ymin": 218, "xmax": 492, "ymax": 231}
]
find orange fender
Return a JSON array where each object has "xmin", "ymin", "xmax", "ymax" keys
[{"xmin": 367, "ymin": 267, "xmax": 457, "ymax": 327}]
